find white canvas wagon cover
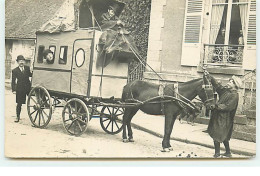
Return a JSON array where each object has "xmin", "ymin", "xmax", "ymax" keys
[{"xmin": 38, "ymin": 0, "xmax": 76, "ymax": 33}]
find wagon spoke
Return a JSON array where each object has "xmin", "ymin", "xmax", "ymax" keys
[
  {"xmin": 40, "ymin": 98, "xmax": 50, "ymax": 108},
  {"xmin": 30, "ymin": 97, "xmax": 38, "ymax": 105},
  {"xmin": 64, "ymin": 111, "xmax": 71, "ymax": 115},
  {"xmin": 114, "ymin": 107, "xmax": 119, "ymax": 115},
  {"xmin": 77, "ymin": 105, "xmax": 83, "ymax": 114},
  {"xmin": 101, "ymin": 118, "xmax": 110, "ymax": 123},
  {"xmin": 68, "ymin": 104, "xmax": 74, "ymax": 113},
  {"xmin": 111, "ymin": 120, "xmax": 114, "ymax": 132},
  {"xmin": 38, "ymin": 111, "xmax": 41, "ymax": 126},
  {"xmin": 41, "ymin": 94, "xmax": 47, "ymax": 102},
  {"xmin": 30, "ymin": 89, "xmax": 36, "ymax": 95},
  {"xmin": 105, "ymin": 120, "xmax": 112, "ymax": 130},
  {"xmin": 30, "ymin": 109, "xmax": 37, "ymax": 116},
  {"xmin": 117, "ymin": 108, "xmax": 124, "ymax": 114},
  {"xmin": 37, "ymin": 89, "xmax": 42, "ymax": 101},
  {"xmin": 40, "ymin": 111, "xmax": 46, "ymax": 125},
  {"xmin": 76, "ymin": 118, "xmax": 86, "ymax": 124},
  {"xmin": 42, "ymin": 109, "xmax": 49, "ymax": 119},
  {"xmin": 33, "ymin": 111, "xmax": 39, "ymax": 123},
  {"xmin": 76, "ymin": 112, "xmax": 87, "ymax": 117},
  {"xmin": 114, "ymin": 120, "xmax": 120, "ymax": 130},
  {"xmin": 76, "ymin": 120, "xmax": 83, "ymax": 132},
  {"xmin": 116, "ymin": 113, "xmax": 124, "ymax": 116},
  {"xmin": 100, "ymin": 113, "xmax": 109, "ymax": 118},
  {"xmin": 106, "ymin": 107, "xmax": 112, "ymax": 115},
  {"xmin": 40, "ymin": 90, "xmax": 46, "ymax": 101},
  {"xmin": 73, "ymin": 121, "xmax": 76, "ymax": 134},
  {"xmin": 67, "ymin": 120, "xmax": 76, "ymax": 131},
  {"xmin": 64, "ymin": 118, "xmax": 72, "ymax": 123},
  {"xmin": 75, "ymin": 101, "xmax": 78, "ymax": 113}
]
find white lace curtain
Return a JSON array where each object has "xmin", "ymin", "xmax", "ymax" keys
[
  {"xmin": 239, "ymin": 0, "xmax": 249, "ymax": 44},
  {"xmin": 209, "ymin": 0, "xmax": 226, "ymax": 44}
]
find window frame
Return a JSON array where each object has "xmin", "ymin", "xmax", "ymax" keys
[
  {"xmin": 59, "ymin": 46, "xmax": 68, "ymax": 65},
  {"xmin": 75, "ymin": 48, "xmax": 85, "ymax": 67},
  {"xmin": 37, "ymin": 45, "xmax": 45, "ymax": 63},
  {"xmin": 210, "ymin": 0, "xmax": 250, "ymax": 46},
  {"xmin": 49, "ymin": 45, "xmax": 56, "ymax": 60}
]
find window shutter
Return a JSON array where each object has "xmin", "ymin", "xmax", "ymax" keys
[
  {"xmin": 181, "ymin": 0, "xmax": 204, "ymax": 66},
  {"xmin": 243, "ymin": 0, "xmax": 256, "ymax": 70}
]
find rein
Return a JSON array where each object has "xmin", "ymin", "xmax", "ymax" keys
[
  {"xmin": 121, "ymin": 33, "xmax": 214, "ymax": 111},
  {"xmin": 97, "ymin": 33, "xmax": 119, "ymax": 97}
]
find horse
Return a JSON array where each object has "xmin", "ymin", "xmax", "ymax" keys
[{"xmin": 121, "ymin": 74, "xmax": 215, "ymax": 152}]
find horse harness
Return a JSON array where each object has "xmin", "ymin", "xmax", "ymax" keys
[
  {"xmin": 125, "ymin": 80, "xmax": 211, "ymax": 114},
  {"xmin": 158, "ymin": 83, "xmax": 190, "ymax": 114}
]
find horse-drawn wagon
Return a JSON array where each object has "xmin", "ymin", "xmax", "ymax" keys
[
  {"xmin": 27, "ymin": 0, "xmax": 137, "ymax": 136},
  {"xmin": 27, "ymin": 0, "xmax": 216, "ymax": 151}
]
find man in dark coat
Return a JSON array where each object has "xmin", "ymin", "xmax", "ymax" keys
[
  {"xmin": 205, "ymin": 71, "xmax": 241, "ymax": 158},
  {"xmin": 100, "ymin": 4, "xmax": 121, "ymax": 29},
  {"xmin": 11, "ymin": 55, "xmax": 32, "ymax": 122}
]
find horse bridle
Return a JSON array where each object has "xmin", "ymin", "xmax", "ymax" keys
[{"xmin": 202, "ymin": 75, "xmax": 215, "ymax": 104}]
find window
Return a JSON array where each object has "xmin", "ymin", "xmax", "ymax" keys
[
  {"xmin": 49, "ymin": 45, "xmax": 56, "ymax": 59},
  {"xmin": 79, "ymin": 0, "xmax": 93, "ymax": 28},
  {"xmin": 75, "ymin": 48, "xmax": 85, "ymax": 67},
  {"xmin": 37, "ymin": 45, "xmax": 45, "ymax": 63},
  {"xmin": 44, "ymin": 45, "xmax": 56, "ymax": 64},
  {"xmin": 206, "ymin": 0, "xmax": 250, "ymax": 65},
  {"xmin": 181, "ymin": 0, "xmax": 256, "ymax": 69},
  {"xmin": 59, "ymin": 46, "xmax": 68, "ymax": 64},
  {"xmin": 210, "ymin": 0, "xmax": 249, "ymax": 45}
]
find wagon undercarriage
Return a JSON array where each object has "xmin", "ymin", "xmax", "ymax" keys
[{"xmin": 27, "ymin": 85, "xmax": 198, "ymax": 136}]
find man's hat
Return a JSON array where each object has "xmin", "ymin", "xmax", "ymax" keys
[
  {"xmin": 16, "ymin": 55, "xmax": 26, "ymax": 62},
  {"xmin": 43, "ymin": 49, "xmax": 53, "ymax": 58},
  {"xmin": 231, "ymin": 75, "xmax": 242, "ymax": 88},
  {"xmin": 108, "ymin": 3, "xmax": 123, "ymax": 16}
]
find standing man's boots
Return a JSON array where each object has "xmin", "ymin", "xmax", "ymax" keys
[
  {"xmin": 223, "ymin": 140, "xmax": 232, "ymax": 157},
  {"xmin": 213, "ymin": 141, "xmax": 221, "ymax": 158},
  {"xmin": 15, "ymin": 104, "xmax": 22, "ymax": 123},
  {"xmin": 14, "ymin": 116, "xmax": 20, "ymax": 123}
]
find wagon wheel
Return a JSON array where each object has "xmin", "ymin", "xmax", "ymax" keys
[
  {"xmin": 27, "ymin": 86, "xmax": 52, "ymax": 128},
  {"xmin": 100, "ymin": 106, "xmax": 124, "ymax": 134},
  {"xmin": 62, "ymin": 98, "xmax": 89, "ymax": 136}
]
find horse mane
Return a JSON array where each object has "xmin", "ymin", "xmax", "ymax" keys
[{"xmin": 180, "ymin": 78, "xmax": 202, "ymax": 86}]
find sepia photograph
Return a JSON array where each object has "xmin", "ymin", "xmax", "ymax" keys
[{"xmin": 4, "ymin": 0, "xmax": 256, "ymax": 159}]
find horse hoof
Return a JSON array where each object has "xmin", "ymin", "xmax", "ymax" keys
[
  {"xmin": 122, "ymin": 139, "xmax": 128, "ymax": 143},
  {"xmin": 128, "ymin": 138, "xmax": 134, "ymax": 142},
  {"xmin": 168, "ymin": 147, "xmax": 173, "ymax": 151},
  {"xmin": 161, "ymin": 148, "xmax": 170, "ymax": 152}
]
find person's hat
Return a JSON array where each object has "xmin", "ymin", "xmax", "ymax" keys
[
  {"xmin": 16, "ymin": 55, "xmax": 26, "ymax": 62},
  {"xmin": 231, "ymin": 75, "xmax": 242, "ymax": 88},
  {"xmin": 43, "ymin": 49, "xmax": 53, "ymax": 58},
  {"xmin": 108, "ymin": 3, "xmax": 121, "ymax": 15}
]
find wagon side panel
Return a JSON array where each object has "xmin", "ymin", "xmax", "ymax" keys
[
  {"xmin": 89, "ymin": 31, "xmax": 129, "ymax": 99},
  {"xmin": 32, "ymin": 30, "xmax": 94, "ymax": 94}
]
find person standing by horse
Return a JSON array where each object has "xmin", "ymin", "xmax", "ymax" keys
[
  {"xmin": 204, "ymin": 70, "xmax": 242, "ymax": 158},
  {"xmin": 12, "ymin": 55, "xmax": 32, "ymax": 122}
]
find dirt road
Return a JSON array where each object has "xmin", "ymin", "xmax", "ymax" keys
[{"xmin": 4, "ymin": 88, "xmax": 246, "ymax": 158}]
